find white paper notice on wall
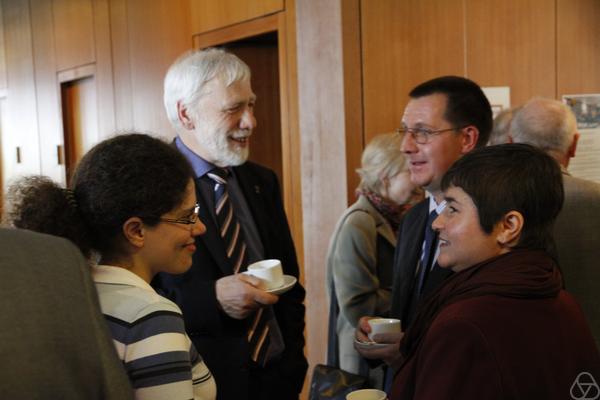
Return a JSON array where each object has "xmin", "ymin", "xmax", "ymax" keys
[
  {"xmin": 482, "ymin": 87, "xmax": 511, "ymax": 118},
  {"xmin": 563, "ymin": 94, "xmax": 600, "ymax": 183}
]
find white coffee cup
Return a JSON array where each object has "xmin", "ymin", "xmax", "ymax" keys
[
  {"xmin": 368, "ymin": 318, "xmax": 401, "ymax": 342},
  {"xmin": 244, "ymin": 259, "xmax": 284, "ymax": 290},
  {"xmin": 346, "ymin": 389, "xmax": 388, "ymax": 400}
]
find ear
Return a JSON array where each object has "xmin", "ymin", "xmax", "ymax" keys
[
  {"xmin": 460, "ymin": 126, "xmax": 479, "ymax": 154},
  {"xmin": 177, "ymin": 101, "xmax": 195, "ymax": 130},
  {"xmin": 567, "ymin": 132, "xmax": 579, "ymax": 159},
  {"xmin": 496, "ymin": 210, "xmax": 524, "ymax": 248},
  {"xmin": 122, "ymin": 217, "xmax": 146, "ymax": 249}
]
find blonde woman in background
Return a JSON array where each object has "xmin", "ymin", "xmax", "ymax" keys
[{"xmin": 326, "ymin": 133, "xmax": 423, "ymax": 386}]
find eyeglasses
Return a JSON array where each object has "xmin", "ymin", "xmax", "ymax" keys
[
  {"xmin": 159, "ymin": 203, "xmax": 200, "ymax": 225},
  {"xmin": 395, "ymin": 126, "xmax": 465, "ymax": 144}
]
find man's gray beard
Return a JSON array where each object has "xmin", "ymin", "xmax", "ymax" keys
[{"xmin": 197, "ymin": 128, "xmax": 249, "ymax": 167}]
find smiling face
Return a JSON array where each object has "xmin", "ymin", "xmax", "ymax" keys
[
  {"xmin": 143, "ymin": 180, "xmax": 206, "ymax": 278},
  {"xmin": 432, "ymin": 185, "xmax": 508, "ymax": 273},
  {"xmin": 181, "ymin": 75, "xmax": 256, "ymax": 167},
  {"xmin": 400, "ymin": 93, "xmax": 476, "ymax": 199}
]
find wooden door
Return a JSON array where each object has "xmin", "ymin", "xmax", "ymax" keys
[{"xmin": 60, "ymin": 75, "xmax": 98, "ymax": 185}]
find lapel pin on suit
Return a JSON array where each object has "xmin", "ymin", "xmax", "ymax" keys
[{"xmin": 254, "ymin": 185, "xmax": 261, "ymax": 194}]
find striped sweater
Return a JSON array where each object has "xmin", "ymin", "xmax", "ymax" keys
[{"xmin": 92, "ymin": 265, "xmax": 216, "ymax": 400}]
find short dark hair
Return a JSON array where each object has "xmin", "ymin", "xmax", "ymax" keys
[
  {"xmin": 441, "ymin": 143, "xmax": 564, "ymax": 252},
  {"xmin": 8, "ymin": 133, "xmax": 194, "ymax": 258},
  {"xmin": 409, "ymin": 76, "xmax": 492, "ymax": 147}
]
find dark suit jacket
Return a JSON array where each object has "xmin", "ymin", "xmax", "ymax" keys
[
  {"xmin": 554, "ymin": 173, "xmax": 600, "ymax": 348},
  {"xmin": 153, "ymin": 161, "xmax": 307, "ymax": 400},
  {"xmin": 390, "ymin": 199, "xmax": 452, "ymax": 328},
  {"xmin": 0, "ymin": 229, "xmax": 132, "ymax": 399}
]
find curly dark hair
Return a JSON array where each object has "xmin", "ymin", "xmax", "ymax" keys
[{"xmin": 8, "ymin": 133, "xmax": 194, "ymax": 259}]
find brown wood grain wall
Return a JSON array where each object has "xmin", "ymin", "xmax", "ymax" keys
[
  {"xmin": 2, "ymin": 0, "xmax": 40, "ymax": 180},
  {"xmin": 110, "ymin": 0, "xmax": 191, "ymax": 137},
  {"xmin": 466, "ymin": 0, "xmax": 556, "ymax": 105},
  {"xmin": 557, "ymin": 0, "xmax": 600, "ymax": 96},
  {"xmin": 190, "ymin": 0, "xmax": 283, "ymax": 34},
  {"xmin": 360, "ymin": 0, "xmax": 599, "ymax": 155},
  {"xmin": 53, "ymin": 0, "xmax": 96, "ymax": 71},
  {"xmin": 361, "ymin": 0, "xmax": 466, "ymax": 144},
  {"xmin": 31, "ymin": 0, "xmax": 64, "ymax": 184}
]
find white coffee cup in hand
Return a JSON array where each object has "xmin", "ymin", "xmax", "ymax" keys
[
  {"xmin": 244, "ymin": 259, "xmax": 284, "ymax": 290},
  {"xmin": 367, "ymin": 318, "xmax": 401, "ymax": 342},
  {"xmin": 346, "ymin": 389, "xmax": 388, "ymax": 400}
]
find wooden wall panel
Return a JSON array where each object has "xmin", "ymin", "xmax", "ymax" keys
[
  {"xmin": 93, "ymin": 0, "xmax": 116, "ymax": 140},
  {"xmin": 2, "ymin": 0, "xmax": 41, "ymax": 182},
  {"xmin": 193, "ymin": 12, "xmax": 278, "ymax": 48},
  {"xmin": 557, "ymin": 0, "xmax": 600, "ymax": 96},
  {"xmin": 296, "ymin": 0, "xmax": 349, "ymax": 376},
  {"xmin": 109, "ymin": 0, "xmax": 134, "ymax": 130},
  {"xmin": 53, "ymin": 0, "xmax": 96, "ymax": 71},
  {"xmin": 31, "ymin": 0, "xmax": 65, "ymax": 184},
  {"xmin": 0, "ymin": 98, "xmax": 6, "ymax": 210},
  {"xmin": 0, "ymin": 2, "xmax": 6, "ymax": 90},
  {"xmin": 466, "ymin": 0, "xmax": 555, "ymax": 107},
  {"xmin": 190, "ymin": 0, "xmax": 283, "ymax": 35},
  {"xmin": 361, "ymin": 0, "xmax": 466, "ymax": 143},
  {"xmin": 111, "ymin": 0, "xmax": 191, "ymax": 136},
  {"xmin": 61, "ymin": 76, "xmax": 98, "ymax": 183},
  {"xmin": 341, "ymin": 0, "xmax": 362, "ymax": 202},
  {"xmin": 277, "ymin": 6, "xmax": 304, "ymax": 268}
]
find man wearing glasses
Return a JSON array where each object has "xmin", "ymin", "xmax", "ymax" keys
[{"xmin": 356, "ymin": 76, "xmax": 492, "ymax": 369}]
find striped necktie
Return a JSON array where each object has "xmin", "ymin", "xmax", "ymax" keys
[
  {"xmin": 206, "ymin": 168, "xmax": 247, "ymax": 273},
  {"xmin": 206, "ymin": 168, "xmax": 282, "ymax": 365}
]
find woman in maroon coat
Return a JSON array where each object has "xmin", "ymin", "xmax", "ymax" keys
[{"xmin": 390, "ymin": 144, "xmax": 600, "ymax": 400}]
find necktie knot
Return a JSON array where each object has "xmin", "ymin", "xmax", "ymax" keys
[
  {"xmin": 207, "ymin": 167, "xmax": 229, "ymax": 185},
  {"xmin": 416, "ymin": 208, "xmax": 439, "ymax": 296},
  {"xmin": 428, "ymin": 209, "xmax": 438, "ymax": 225}
]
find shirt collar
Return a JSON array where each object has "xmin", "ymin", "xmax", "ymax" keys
[
  {"xmin": 175, "ymin": 136, "xmax": 215, "ymax": 178},
  {"xmin": 427, "ymin": 193, "xmax": 447, "ymax": 215},
  {"xmin": 92, "ymin": 265, "xmax": 155, "ymax": 293}
]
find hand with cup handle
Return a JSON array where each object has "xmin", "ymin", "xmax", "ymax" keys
[
  {"xmin": 355, "ymin": 316, "xmax": 404, "ymax": 366},
  {"xmin": 355, "ymin": 316, "xmax": 376, "ymax": 343},
  {"xmin": 216, "ymin": 274, "xmax": 279, "ymax": 319}
]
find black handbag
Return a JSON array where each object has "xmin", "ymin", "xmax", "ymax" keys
[
  {"xmin": 309, "ymin": 364, "xmax": 368, "ymax": 400},
  {"xmin": 310, "ymin": 279, "xmax": 369, "ymax": 399}
]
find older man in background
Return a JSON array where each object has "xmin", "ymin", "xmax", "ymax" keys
[
  {"xmin": 153, "ymin": 48, "xmax": 307, "ymax": 400},
  {"xmin": 510, "ymin": 97, "xmax": 600, "ymax": 347}
]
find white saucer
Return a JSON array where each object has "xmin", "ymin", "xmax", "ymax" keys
[
  {"xmin": 265, "ymin": 275, "xmax": 297, "ymax": 295},
  {"xmin": 353, "ymin": 338, "xmax": 389, "ymax": 350}
]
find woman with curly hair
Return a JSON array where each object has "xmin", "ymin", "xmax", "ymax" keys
[{"xmin": 8, "ymin": 133, "xmax": 216, "ymax": 400}]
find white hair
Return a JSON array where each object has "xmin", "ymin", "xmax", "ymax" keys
[
  {"xmin": 488, "ymin": 106, "xmax": 520, "ymax": 146},
  {"xmin": 510, "ymin": 97, "xmax": 577, "ymax": 155},
  {"xmin": 163, "ymin": 48, "xmax": 251, "ymax": 132},
  {"xmin": 357, "ymin": 133, "xmax": 409, "ymax": 194}
]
